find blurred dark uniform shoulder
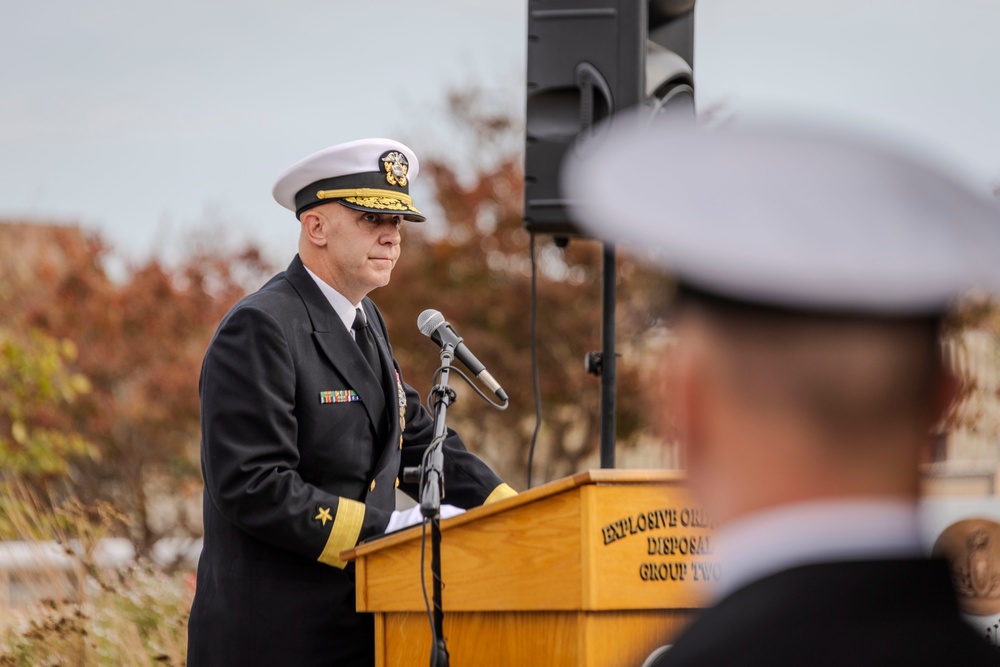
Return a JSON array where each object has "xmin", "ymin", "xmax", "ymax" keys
[{"xmin": 650, "ymin": 559, "xmax": 1000, "ymax": 666}]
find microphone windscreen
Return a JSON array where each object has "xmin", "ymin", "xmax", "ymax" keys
[{"xmin": 417, "ymin": 309, "xmax": 445, "ymax": 337}]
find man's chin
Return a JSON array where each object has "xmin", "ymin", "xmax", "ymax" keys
[{"xmin": 365, "ymin": 273, "xmax": 393, "ymax": 292}]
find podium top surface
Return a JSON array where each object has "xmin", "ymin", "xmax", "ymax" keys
[{"xmin": 342, "ymin": 469, "xmax": 686, "ymax": 562}]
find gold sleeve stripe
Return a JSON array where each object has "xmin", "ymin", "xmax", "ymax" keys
[
  {"xmin": 317, "ymin": 498, "xmax": 365, "ymax": 569},
  {"xmin": 484, "ymin": 483, "xmax": 518, "ymax": 506},
  {"xmin": 316, "ymin": 188, "xmax": 415, "ymax": 206}
]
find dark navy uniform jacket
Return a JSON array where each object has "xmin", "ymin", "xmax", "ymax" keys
[
  {"xmin": 187, "ymin": 255, "xmax": 513, "ymax": 667},
  {"xmin": 650, "ymin": 559, "xmax": 999, "ymax": 667}
]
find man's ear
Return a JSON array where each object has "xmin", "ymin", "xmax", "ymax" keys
[{"xmin": 300, "ymin": 209, "xmax": 328, "ymax": 248}]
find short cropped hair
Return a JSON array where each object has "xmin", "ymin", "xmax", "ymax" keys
[{"xmin": 670, "ymin": 285, "xmax": 945, "ymax": 443}]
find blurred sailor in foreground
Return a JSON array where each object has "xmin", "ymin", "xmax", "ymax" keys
[
  {"xmin": 564, "ymin": 118, "xmax": 1000, "ymax": 666},
  {"xmin": 187, "ymin": 138, "xmax": 515, "ymax": 667}
]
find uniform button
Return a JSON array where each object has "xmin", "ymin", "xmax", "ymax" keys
[
  {"xmin": 370, "ymin": 479, "xmax": 377, "ymax": 492},
  {"xmin": 394, "ymin": 477, "xmax": 400, "ymax": 489}
]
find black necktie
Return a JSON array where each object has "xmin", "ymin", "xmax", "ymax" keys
[{"xmin": 352, "ymin": 309, "xmax": 383, "ymax": 386}]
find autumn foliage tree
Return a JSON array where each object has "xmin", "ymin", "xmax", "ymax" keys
[
  {"xmin": 374, "ymin": 91, "xmax": 674, "ymax": 486},
  {"xmin": 2, "ymin": 92, "xmax": 998, "ymax": 555},
  {"xmin": 0, "ymin": 222, "xmax": 270, "ymax": 552},
  {"xmin": 0, "ymin": 91, "xmax": 672, "ymax": 554},
  {"xmin": 375, "ymin": 90, "xmax": 1000, "ymax": 486},
  {"xmin": 0, "ymin": 329, "xmax": 95, "ymax": 478}
]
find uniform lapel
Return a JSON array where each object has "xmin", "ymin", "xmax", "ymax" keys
[
  {"xmin": 283, "ymin": 256, "xmax": 387, "ymax": 431},
  {"xmin": 363, "ymin": 299, "xmax": 403, "ymax": 473}
]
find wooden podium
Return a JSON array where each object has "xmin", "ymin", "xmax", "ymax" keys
[{"xmin": 343, "ymin": 470, "xmax": 715, "ymax": 666}]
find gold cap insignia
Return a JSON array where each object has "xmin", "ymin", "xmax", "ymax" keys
[{"xmin": 381, "ymin": 151, "xmax": 409, "ymax": 187}]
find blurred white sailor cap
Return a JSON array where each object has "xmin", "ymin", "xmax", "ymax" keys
[
  {"xmin": 273, "ymin": 138, "xmax": 425, "ymax": 222},
  {"xmin": 561, "ymin": 116, "xmax": 1000, "ymax": 315}
]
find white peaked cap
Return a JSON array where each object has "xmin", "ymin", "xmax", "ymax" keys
[
  {"xmin": 272, "ymin": 138, "xmax": 424, "ymax": 221},
  {"xmin": 561, "ymin": 116, "xmax": 1000, "ymax": 315}
]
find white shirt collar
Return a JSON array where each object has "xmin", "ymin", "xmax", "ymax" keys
[
  {"xmin": 303, "ymin": 265, "xmax": 361, "ymax": 335},
  {"xmin": 713, "ymin": 498, "xmax": 923, "ymax": 601}
]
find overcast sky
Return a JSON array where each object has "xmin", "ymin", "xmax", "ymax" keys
[{"xmin": 2, "ymin": 0, "xmax": 999, "ymax": 261}]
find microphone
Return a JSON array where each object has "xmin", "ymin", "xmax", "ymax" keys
[{"xmin": 417, "ymin": 309, "xmax": 508, "ymax": 403}]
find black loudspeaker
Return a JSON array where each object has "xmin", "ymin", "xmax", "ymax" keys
[{"xmin": 524, "ymin": 0, "xmax": 695, "ymax": 237}]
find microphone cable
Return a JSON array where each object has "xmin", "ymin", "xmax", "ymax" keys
[
  {"xmin": 527, "ymin": 232, "xmax": 542, "ymax": 489},
  {"xmin": 425, "ymin": 365, "xmax": 508, "ymax": 412}
]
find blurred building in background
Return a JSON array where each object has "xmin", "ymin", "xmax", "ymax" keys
[{"xmin": 925, "ymin": 331, "xmax": 1000, "ymax": 496}]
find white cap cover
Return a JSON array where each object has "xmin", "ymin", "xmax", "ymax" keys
[
  {"xmin": 273, "ymin": 138, "xmax": 424, "ymax": 221},
  {"xmin": 562, "ymin": 117, "xmax": 1000, "ymax": 315}
]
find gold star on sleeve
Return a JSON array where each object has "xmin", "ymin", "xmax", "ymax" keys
[{"xmin": 315, "ymin": 507, "xmax": 333, "ymax": 526}]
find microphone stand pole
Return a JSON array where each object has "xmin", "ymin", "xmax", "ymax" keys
[{"xmin": 420, "ymin": 342, "xmax": 456, "ymax": 667}]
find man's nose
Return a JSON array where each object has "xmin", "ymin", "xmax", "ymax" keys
[{"xmin": 382, "ymin": 223, "xmax": 401, "ymax": 245}]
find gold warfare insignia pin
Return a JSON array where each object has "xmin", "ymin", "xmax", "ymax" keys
[
  {"xmin": 395, "ymin": 370, "xmax": 406, "ymax": 432},
  {"xmin": 381, "ymin": 151, "xmax": 408, "ymax": 187}
]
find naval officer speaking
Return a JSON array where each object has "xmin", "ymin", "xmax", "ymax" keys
[{"xmin": 187, "ymin": 139, "xmax": 516, "ymax": 667}]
